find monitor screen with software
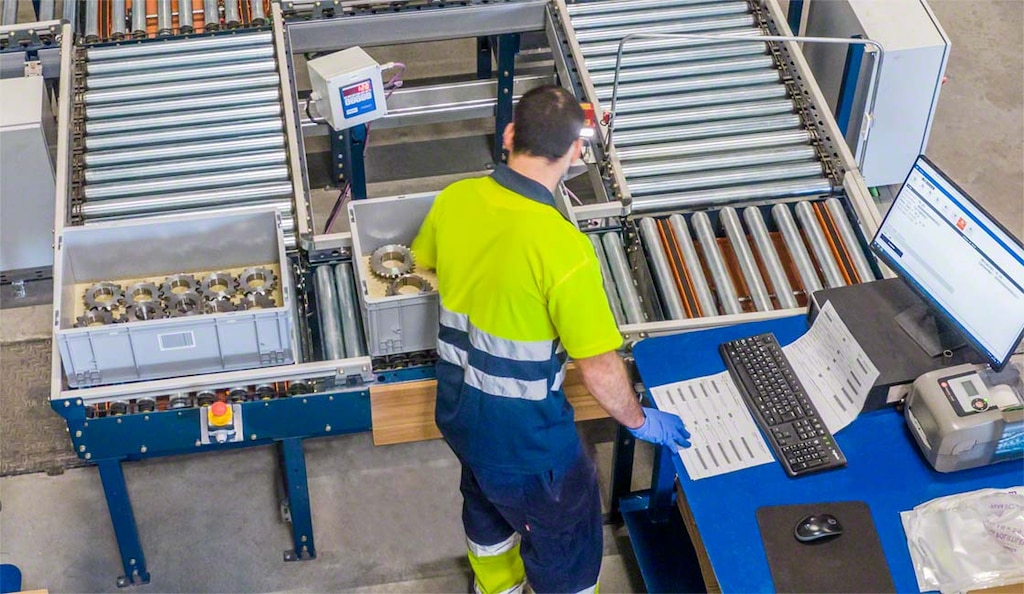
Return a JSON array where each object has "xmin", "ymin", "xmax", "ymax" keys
[{"xmin": 870, "ymin": 155, "xmax": 1024, "ymax": 371}]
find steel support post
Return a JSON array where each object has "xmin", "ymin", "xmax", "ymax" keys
[
  {"xmin": 332, "ymin": 124, "xmax": 367, "ymax": 200},
  {"xmin": 835, "ymin": 35, "xmax": 865, "ymax": 137},
  {"xmin": 97, "ymin": 459, "xmax": 151, "ymax": 587},
  {"xmin": 279, "ymin": 438, "xmax": 317, "ymax": 562},
  {"xmin": 476, "ymin": 37, "xmax": 492, "ymax": 79},
  {"xmin": 493, "ymin": 33, "xmax": 520, "ymax": 163},
  {"xmin": 608, "ymin": 423, "xmax": 636, "ymax": 520}
]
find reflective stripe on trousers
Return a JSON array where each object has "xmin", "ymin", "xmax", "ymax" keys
[
  {"xmin": 467, "ymin": 531, "xmax": 597, "ymax": 594},
  {"xmin": 467, "ymin": 533, "xmax": 526, "ymax": 594}
]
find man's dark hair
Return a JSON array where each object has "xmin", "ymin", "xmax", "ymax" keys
[{"xmin": 511, "ymin": 85, "xmax": 584, "ymax": 161}]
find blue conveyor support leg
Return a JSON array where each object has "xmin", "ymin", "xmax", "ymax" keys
[
  {"xmin": 493, "ymin": 33, "xmax": 520, "ymax": 164},
  {"xmin": 332, "ymin": 124, "xmax": 368, "ymax": 200},
  {"xmin": 648, "ymin": 445, "xmax": 679, "ymax": 521},
  {"xmin": 279, "ymin": 438, "xmax": 317, "ymax": 561},
  {"xmin": 477, "ymin": 37, "xmax": 492, "ymax": 80},
  {"xmin": 787, "ymin": 0, "xmax": 804, "ymax": 35},
  {"xmin": 836, "ymin": 36, "xmax": 865, "ymax": 138},
  {"xmin": 609, "ymin": 423, "xmax": 636, "ymax": 520},
  {"xmin": 97, "ymin": 459, "xmax": 151, "ymax": 587}
]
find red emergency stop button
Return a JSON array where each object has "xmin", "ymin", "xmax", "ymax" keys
[{"xmin": 209, "ymin": 401, "xmax": 233, "ymax": 427}]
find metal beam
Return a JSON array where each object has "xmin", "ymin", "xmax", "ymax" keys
[{"xmin": 286, "ymin": 0, "xmax": 549, "ymax": 53}]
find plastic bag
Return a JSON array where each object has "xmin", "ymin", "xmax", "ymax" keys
[{"xmin": 901, "ymin": 487, "xmax": 1024, "ymax": 593}]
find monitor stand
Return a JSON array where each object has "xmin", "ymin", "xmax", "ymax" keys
[{"xmin": 894, "ymin": 303, "xmax": 967, "ymax": 358}]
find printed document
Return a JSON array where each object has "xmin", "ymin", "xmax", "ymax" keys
[
  {"xmin": 782, "ymin": 301, "xmax": 881, "ymax": 433},
  {"xmin": 649, "ymin": 371, "xmax": 774, "ymax": 480}
]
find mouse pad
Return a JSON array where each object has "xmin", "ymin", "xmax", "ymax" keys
[{"xmin": 756, "ymin": 501, "xmax": 895, "ymax": 593}]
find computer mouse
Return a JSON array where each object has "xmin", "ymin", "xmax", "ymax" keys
[{"xmin": 794, "ymin": 513, "xmax": 844, "ymax": 543}]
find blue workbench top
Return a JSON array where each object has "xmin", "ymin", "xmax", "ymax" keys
[{"xmin": 633, "ymin": 315, "xmax": 1023, "ymax": 593}]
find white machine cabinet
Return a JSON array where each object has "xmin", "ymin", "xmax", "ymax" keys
[
  {"xmin": 803, "ymin": 0, "xmax": 950, "ymax": 187},
  {"xmin": 1, "ymin": 76, "xmax": 56, "ymax": 276}
]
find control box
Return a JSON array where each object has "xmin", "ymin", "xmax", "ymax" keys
[{"xmin": 307, "ymin": 47, "xmax": 387, "ymax": 131}]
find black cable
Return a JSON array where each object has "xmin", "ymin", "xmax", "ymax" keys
[{"xmin": 305, "ymin": 99, "xmax": 328, "ymax": 126}]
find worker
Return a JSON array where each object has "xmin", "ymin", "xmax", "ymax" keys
[{"xmin": 411, "ymin": 85, "xmax": 692, "ymax": 594}]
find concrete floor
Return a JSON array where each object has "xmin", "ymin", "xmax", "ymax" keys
[{"xmin": 2, "ymin": 0, "xmax": 1022, "ymax": 592}]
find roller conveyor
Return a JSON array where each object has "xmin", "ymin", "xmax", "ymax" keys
[
  {"xmin": 614, "ymin": 113, "xmax": 803, "ymax": 147},
  {"xmin": 82, "ymin": 134, "xmax": 287, "ymax": 167},
  {"xmin": 552, "ymin": 0, "xmax": 888, "ymax": 329},
  {"xmin": 621, "ymin": 145, "xmax": 816, "ymax": 178},
  {"xmin": 83, "ymin": 73, "xmax": 281, "ymax": 104},
  {"xmin": 593, "ymin": 69, "xmax": 783, "ymax": 101},
  {"xmin": 84, "ymin": 88, "xmax": 282, "ymax": 119},
  {"xmin": 560, "ymin": 0, "xmax": 882, "ymax": 327},
  {"xmin": 578, "ymin": 28, "xmax": 762, "ymax": 57},
  {"xmin": 85, "ymin": 103, "xmax": 284, "ymax": 135},
  {"xmin": 575, "ymin": 14, "xmax": 757, "ymax": 44},
  {"xmin": 65, "ymin": 1, "xmax": 274, "ymax": 40},
  {"xmin": 614, "ymin": 98, "xmax": 796, "ymax": 130},
  {"xmin": 69, "ymin": 24, "xmax": 302, "ymax": 244},
  {"xmin": 560, "ymin": 0, "xmax": 837, "ymax": 210},
  {"xmin": 613, "ymin": 84, "xmax": 789, "ymax": 115},
  {"xmin": 584, "ymin": 41, "xmax": 768, "ymax": 71},
  {"xmin": 626, "ymin": 161, "xmax": 823, "ymax": 197},
  {"xmin": 84, "ymin": 45, "xmax": 276, "ymax": 75},
  {"xmin": 593, "ymin": 198, "xmax": 872, "ymax": 324}
]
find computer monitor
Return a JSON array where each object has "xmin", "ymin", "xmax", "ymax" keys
[{"xmin": 871, "ymin": 155, "xmax": 1024, "ymax": 371}]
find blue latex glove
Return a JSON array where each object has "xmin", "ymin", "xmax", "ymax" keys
[{"xmin": 628, "ymin": 408, "xmax": 692, "ymax": 449}]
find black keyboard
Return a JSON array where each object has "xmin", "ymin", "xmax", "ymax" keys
[{"xmin": 719, "ymin": 333, "xmax": 847, "ymax": 477}]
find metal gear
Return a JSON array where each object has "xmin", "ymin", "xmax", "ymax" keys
[
  {"xmin": 124, "ymin": 282, "xmax": 160, "ymax": 307},
  {"xmin": 167, "ymin": 291, "xmax": 202, "ymax": 317},
  {"xmin": 239, "ymin": 267, "xmax": 277, "ymax": 295},
  {"xmin": 76, "ymin": 308, "xmax": 114, "ymax": 328},
  {"xmin": 123, "ymin": 301, "xmax": 166, "ymax": 322},
  {"xmin": 162, "ymin": 273, "xmax": 199, "ymax": 299},
  {"xmin": 203, "ymin": 299, "xmax": 236, "ymax": 314},
  {"xmin": 386, "ymin": 274, "xmax": 433, "ymax": 296},
  {"xmin": 83, "ymin": 282, "xmax": 123, "ymax": 310},
  {"xmin": 370, "ymin": 244, "xmax": 415, "ymax": 279},
  {"xmin": 238, "ymin": 292, "xmax": 276, "ymax": 310},
  {"xmin": 200, "ymin": 272, "xmax": 237, "ymax": 301}
]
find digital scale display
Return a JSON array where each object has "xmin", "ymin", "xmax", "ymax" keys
[{"xmin": 340, "ymin": 79, "xmax": 376, "ymax": 118}]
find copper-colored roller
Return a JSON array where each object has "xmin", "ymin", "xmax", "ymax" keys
[
  {"xmin": 657, "ymin": 218, "xmax": 698, "ymax": 318},
  {"xmin": 812, "ymin": 201, "xmax": 859, "ymax": 284}
]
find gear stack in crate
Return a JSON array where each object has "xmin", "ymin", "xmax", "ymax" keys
[{"xmin": 75, "ymin": 269, "xmax": 281, "ymax": 327}]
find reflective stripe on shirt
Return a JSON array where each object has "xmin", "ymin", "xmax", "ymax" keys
[{"xmin": 439, "ymin": 303, "xmax": 564, "ymax": 401}]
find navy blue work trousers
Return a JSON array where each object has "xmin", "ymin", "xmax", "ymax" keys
[{"xmin": 459, "ymin": 447, "xmax": 604, "ymax": 593}]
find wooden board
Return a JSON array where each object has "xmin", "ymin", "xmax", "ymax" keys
[{"xmin": 370, "ymin": 363, "xmax": 608, "ymax": 445}]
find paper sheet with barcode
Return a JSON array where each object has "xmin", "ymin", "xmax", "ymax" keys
[
  {"xmin": 782, "ymin": 301, "xmax": 881, "ymax": 434},
  {"xmin": 649, "ymin": 371, "xmax": 774, "ymax": 480}
]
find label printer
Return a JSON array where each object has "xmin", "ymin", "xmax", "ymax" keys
[{"xmin": 905, "ymin": 362, "xmax": 1024, "ymax": 472}]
